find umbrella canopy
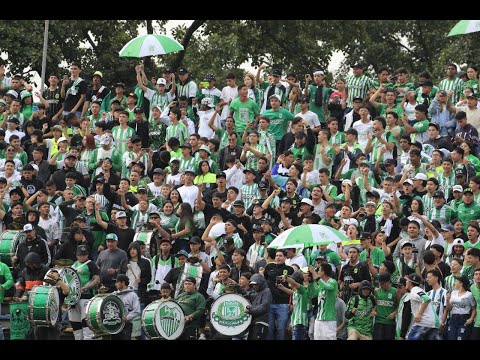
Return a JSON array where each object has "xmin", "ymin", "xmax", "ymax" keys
[
  {"xmin": 119, "ymin": 34, "xmax": 184, "ymax": 58},
  {"xmin": 268, "ymin": 224, "xmax": 347, "ymax": 250},
  {"xmin": 448, "ymin": 20, "xmax": 480, "ymax": 37}
]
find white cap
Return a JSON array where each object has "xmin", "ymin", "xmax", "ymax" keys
[
  {"xmin": 201, "ymin": 97, "xmax": 214, "ymax": 108},
  {"xmin": 365, "ymin": 201, "xmax": 376, "ymax": 207},
  {"xmin": 403, "ymin": 179, "xmax": 414, "ymax": 186},
  {"xmin": 452, "ymin": 238, "xmax": 464, "ymax": 246},
  {"xmin": 313, "ymin": 70, "xmax": 325, "ymax": 76},
  {"xmin": 100, "ymin": 134, "xmax": 111, "ymax": 145},
  {"xmin": 23, "ymin": 223, "xmax": 34, "ymax": 232},
  {"xmin": 169, "ymin": 157, "xmax": 180, "ymax": 164},
  {"xmin": 269, "ymin": 94, "xmax": 281, "ymax": 102},
  {"xmin": 342, "ymin": 179, "xmax": 353, "ymax": 187},
  {"xmin": 57, "ymin": 137, "xmax": 68, "ymax": 143},
  {"xmin": 452, "ymin": 185, "xmax": 464, "ymax": 193},
  {"xmin": 343, "ymin": 218, "xmax": 359, "ymax": 227},
  {"xmin": 300, "ymin": 198, "xmax": 313, "ymax": 206},
  {"xmin": 156, "ymin": 78, "xmax": 167, "ymax": 86},
  {"xmin": 413, "ymin": 173, "xmax": 427, "ymax": 181}
]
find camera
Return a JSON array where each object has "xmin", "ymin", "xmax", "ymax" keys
[{"xmin": 275, "ymin": 276, "xmax": 283, "ymax": 285}]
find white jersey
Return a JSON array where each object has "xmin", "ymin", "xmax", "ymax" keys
[
  {"xmin": 352, "ymin": 120, "xmax": 373, "ymax": 150},
  {"xmin": 197, "ymin": 109, "xmax": 220, "ymax": 139},
  {"xmin": 147, "ymin": 182, "xmax": 163, "ymax": 198},
  {"xmin": 409, "ymin": 286, "xmax": 440, "ymax": 328}
]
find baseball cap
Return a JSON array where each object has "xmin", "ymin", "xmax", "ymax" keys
[
  {"xmin": 300, "ymin": 198, "xmax": 313, "ymax": 207},
  {"xmin": 452, "ymin": 185, "xmax": 464, "ymax": 193},
  {"xmin": 433, "ymin": 190, "xmax": 445, "ymax": 198},
  {"xmin": 300, "ymin": 96, "xmax": 309, "ymax": 103},
  {"xmin": 366, "ymin": 190, "xmax": 380, "ymax": 199},
  {"xmin": 180, "ymin": 143, "xmax": 192, "ymax": 149},
  {"xmin": 184, "ymin": 168, "xmax": 195, "ymax": 175},
  {"xmin": 455, "ymin": 168, "xmax": 466, "ymax": 177},
  {"xmin": 252, "ymin": 224, "xmax": 263, "ymax": 232},
  {"xmin": 260, "ymin": 217, "xmax": 272, "ymax": 225},
  {"xmin": 365, "ymin": 201, "xmax": 376, "ymax": 207},
  {"xmin": 360, "ymin": 280, "xmax": 372, "ymax": 290},
  {"xmin": 204, "ymin": 73, "xmax": 216, "ymax": 81},
  {"xmin": 243, "ymin": 168, "xmax": 257, "ymax": 176},
  {"xmin": 153, "ymin": 168, "xmax": 165, "ymax": 175},
  {"xmin": 258, "ymin": 180, "xmax": 269, "ymax": 190},
  {"xmin": 189, "ymin": 236, "xmax": 202, "ymax": 244},
  {"xmin": 175, "ymin": 250, "xmax": 189, "ymax": 258},
  {"xmin": 20, "ymin": 91, "xmax": 32, "ymax": 100},
  {"xmin": 163, "ymin": 67, "xmax": 173, "ymax": 73},
  {"xmin": 76, "ymin": 245, "xmax": 89, "ymax": 256},
  {"xmin": 169, "ymin": 157, "xmax": 180, "ymax": 165},
  {"xmin": 413, "ymin": 173, "xmax": 427, "ymax": 181},
  {"xmin": 452, "ymin": 238, "xmax": 465, "ymax": 246},
  {"xmin": 156, "ymin": 78, "xmax": 167, "ymax": 86},
  {"xmin": 420, "ymin": 80, "xmax": 434, "ymax": 87},
  {"xmin": 5, "ymin": 90, "xmax": 18, "ymax": 98},
  {"xmin": 403, "ymin": 179, "xmax": 413, "ymax": 186},
  {"xmin": 464, "ymin": 188, "xmax": 474, "ymax": 194},
  {"xmin": 359, "ymin": 159, "xmax": 370, "ymax": 167},
  {"xmin": 64, "ymin": 152, "xmax": 76, "ymax": 159},
  {"xmin": 224, "ymin": 236, "xmax": 235, "ymax": 245},
  {"xmin": 271, "ymin": 69, "xmax": 282, "ymax": 77},
  {"xmin": 351, "ymin": 63, "xmax": 364, "ymax": 69},
  {"xmin": 137, "ymin": 186, "xmax": 148, "ymax": 193},
  {"xmin": 440, "ymin": 224, "xmax": 454, "ymax": 232},
  {"xmin": 280, "ymin": 197, "xmax": 293, "ymax": 205},
  {"xmin": 105, "ymin": 233, "xmax": 118, "ymax": 241},
  {"xmin": 342, "ymin": 179, "xmax": 353, "ymax": 187},
  {"xmin": 401, "ymin": 241, "xmax": 413, "ymax": 249},
  {"xmin": 269, "ymin": 94, "xmax": 281, "ymax": 102},
  {"xmin": 159, "ymin": 238, "xmax": 171, "ymax": 244},
  {"xmin": 23, "ymin": 224, "xmax": 34, "ymax": 232},
  {"xmin": 116, "ymin": 211, "xmax": 128, "ymax": 219},
  {"xmin": 359, "ymin": 232, "xmax": 371, "ymax": 240},
  {"xmin": 384, "ymin": 158, "xmax": 396, "ymax": 166},
  {"xmin": 467, "ymin": 93, "xmax": 478, "ymax": 100},
  {"xmin": 316, "ymin": 254, "xmax": 327, "ymax": 261},
  {"xmin": 232, "ymin": 200, "xmax": 245, "ymax": 207},
  {"xmin": 92, "ymin": 71, "xmax": 103, "ymax": 79},
  {"xmin": 177, "ymin": 67, "xmax": 188, "ymax": 75},
  {"xmin": 198, "ymin": 144, "xmax": 211, "ymax": 155},
  {"xmin": 114, "ymin": 82, "xmax": 125, "ymax": 89},
  {"xmin": 74, "ymin": 214, "xmax": 86, "ymax": 222},
  {"xmin": 133, "ymin": 107, "xmax": 144, "ymax": 114},
  {"xmin": 217, "ymin": 172, "xmax": 227, "ymax": 179},
  {"xmin": 406, "ymin": 273, "xmax": 422, "ymax": 285},
  {"xmin": 7, "ymin": 117, "xmax": 19, "ymax": 124},
  {"xmin": 201, "ymin": 97, "xmax": 214, "ymax": 108}
]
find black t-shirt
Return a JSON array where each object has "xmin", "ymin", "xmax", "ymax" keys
[
  {"xmin": 63, "ymin": 79, "xmax": 88, "ymax": 112},
  {"xmin": 86, "ymin": 86, "xmax": 111, "ymax": 108},
  {"xmin": 106, "ymin": 223, "xmax": 136, "ymax": 252},
  {"xmin": 203, "ymin": 203, "xmax": 230, "ymax": 224},
  {"xmin": 264, "ymin": 262, "xmax": 294, "ymax": 303}
]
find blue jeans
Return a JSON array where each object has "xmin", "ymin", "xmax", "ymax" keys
[
  {"xmin": 407, "ymin": 325, "xmax": 438, "ymax": 340},
  {"xmin": 268, "ymin": 304, "xmax": 289, "ymax": 340},
  {"xmin": 448, "ymin": 314, "xmax": 472, "ymax": 340},
  {"xmin": 292, "ymin": 324, "xmax": 307, "ymax": 340}
]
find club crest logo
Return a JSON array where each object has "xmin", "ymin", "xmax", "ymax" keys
[
  {"xmin": 102, "ymin": 301, "xmax": 122, "ymax": 327},
  {"xmin": 212, "ymin": 300, "xmax": 249, "ymax": 327},
  {"xmin": 158, "ymin": 302, "xmax": 184, "ymax": 339}
]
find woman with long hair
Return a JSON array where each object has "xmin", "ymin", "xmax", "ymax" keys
[
  {"xmin": 159, "ymin": 200, "xmax": 179, "ymax": 233},
  {"xmin": 193, "ymin": 198, "xmax": 206, "ymax": 237},
  {"xmin": 194, "ymin": 160, "xmax": 216, "ymax": 186},
  {"xmin": 339, "ymin": 224, "xmax": 360, "ymax": 261},
  {"xmin": 80, "ymin": 134, "xmax": 96, "ymax": 179},
  {"xmin": 168, "ymin": 188, "xmax": 183, "ymax": 213},
  {"xmin": 171, "ymin": 202, "xmax": 193, "ymax": 253},
  {"xmin": 460, "ymin": 140, "xmax": 480, "ymax": 174},
  {"xmin": 453, "ymin": 219, "xmax": 468, "ymax": 242},
  {"xmin": 446, "ymin": 275, "xmax": 476, "ymax": 340},
  {"xmin": 463, "ymin": 65, "xmax": 479, "ymax": 94},
  {"xmin": 244, "ymin": 73, "xmax": 261, "ymax": 107}
]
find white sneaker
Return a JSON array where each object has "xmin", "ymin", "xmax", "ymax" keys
[{"xmin": 198, "ymin": 334, "xmax": 207, "ymax": 340}]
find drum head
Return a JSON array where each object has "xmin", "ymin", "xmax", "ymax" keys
[
  {"xmin": 59, "ymin": 267, "xmax": 81, "ymax": 306},
  {"xmin": 156, "ymin": 301, "xmax": 185, "ymax": 340},
  {"xmin": 210, "ymin": 293, "xmax": 251, "ymax": 337},
  {"xmin": 98, "ymin": 294, "xmax": 125, "ymax": 335}
]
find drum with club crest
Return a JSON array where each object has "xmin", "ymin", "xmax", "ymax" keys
[
  {"xmin": 210, "ymin": 293, "xmax": 251, "ymax": 336},
  {"xmin": 9, "ymin": 301, "xmax": 31, "ymax": 339},
  {"xmin": 0, "ymin": 230, "xmax": 25, "ymax": 267},
  {"xmin": 142, "ymin": 300, "xmax": 185, "ymax": 340},
  {"xmin": 28, "ymin": 285, "xmax": 60, "ymax": 327},
  {"xmin": 85, "ymin": 293, "xmax": 125, "ymax": 336},
  {"xmin": 44, "ymin": 265, "xmax": 81, "ymax": 307}
]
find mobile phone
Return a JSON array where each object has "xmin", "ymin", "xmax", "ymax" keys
[
  {"xmin": 33, "ymin": 104, "xmax": 38, "ymax": 112},
  {"xmin": 275, "ymin": 276, "xmax": 282, "ymax": 285},
  {"xmin": 201, "ymin": 81, "xmax": 209, "ymax": 87}
]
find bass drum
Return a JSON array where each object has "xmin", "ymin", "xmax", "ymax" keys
[
  {"xmin": 85, "ymin": 294, "xmax": 125, "ymax": 336},
  {"xmin": 142, "ymin": 300, "xmax": 185, "ymax": 340},
  {"xmin": 9, "ymin": 301, "xmax": 31, "ymax": 340},
  {"xmin": 44, "ymin": 266, "xmax": 81, "ymax": 307},
  {"xmin": 0, "ymin": 230, "xmax": 25, "ymax": 267},
  {"xmin": 210, "ymin": 293, "xmax": 251, "ymax": 337},
  {"xmin": 28, "ymin": 285, "xmax": 60, "ymax": 327}
]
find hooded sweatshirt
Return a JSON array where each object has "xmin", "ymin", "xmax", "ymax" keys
[
  {"xmin": 119, "ymin": 241, "xmax": 151, "ymax": 304},
  {"xmin": 244, "ymin": 273, "xmax": 272, "ymax": 324},
  {"xmin": 15, "ymin": 252, "xmax": 50, "ymax": 296},
  {"xmin": 113, "ymin": 287, "xmax": 141, "ymax": 322},
  {"xmin": 393, "ymin": 235, "xmax": 427, "ymax": 263}
]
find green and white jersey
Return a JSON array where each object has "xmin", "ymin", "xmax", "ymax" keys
[
  {"xmin": 422, "ymin": 193, "xmax": 435, "ymax": 220},
  {"xmin": 345, "ymin": 74, "xmax": 373, "ymax": 108},
  {"xmin": 395, "ymin": 293, "xmax": 411, "ymax": 339},
  {"xmin": 291, "ymin": 285, "xmax": 309, "ymax": 327},
  {"xmin": 307, "ymin": 84, "xmax": 329, "ymax": 123},
  {"xmin": 130, "ymin": 209, "xmax": 150, "ymax": 232},
  {"xmin": 444, "ymin": 274, "xmax": 457, "ymax": 293},
  {"xmin": 216, "ymin": 232, "xmax": 243, "ymax": 250},
  {"xmin": 313, "ymin": 144, "xmax": 334, "ymax": 173},
  {"xmin": 258, "ymin": 130, "xmax": 276, "ymax": 168},
  {"xmin": 464, "ymin": 240, "xmax": 480, "ymax": 250},
  {"xmin": 410, "ymin": 119, "xmax": 429, "ymax": 143},
  {"xmin": 200, "ymin": 87, "xmax": 222, "ymax": 105},
  {"xmin": 359, "ymin": 247, "xmax": 386, "ymax": 268},
  {"xmin": 439, "ymin": 77, "xmax": 463, "ymax": 104},
  {"xmin": 346, "ymin": 295, "xmax": 375, "ymax": 336},
  {"xmin": 241, "ymin": 183, "xmax": 259, "ymax": 210},
  {"xmin": 428, "ymin": 287, "xmax": 447, "ymax": 323},
  {"xmin": 370, "ymin": 132, "xmax": 396, "ymax": 163},
  {"xmin": 457, "ymin": 203, "xmax": 480, "ymax": 231},
  {"xmin": 229, "ymin": 98, "xmax": 260, "ymax": 135},
  {"xmin": 123, "ymin": 150, "xmax": 149, "ymax": 178},
  {"xmin": 245, "ymin": 144, "xmax": 266, "ymax": 171},
  {"xmin": 69, "ymin": 184, "xmax": 86, "ymax": 197},
  {"xmin": 409, "ymin": 286, "xmax": 440, "ymax": 328},
  {"xmin": 311, "ymin": 277, "xmax": 338, "ymax": 321},
  {"xmin": 437, "ymin": 171, "xmax": 456, "ymax": 200},
  {"xmin": 145, "ymin": 89, "xmax": 173, "ymax": 119},
  {"xmin": 471, "ymin": 283, "xmax": 480, "ymax": 327},
  {"xmin": 149, "ymin": 119, "xmax": 167, "ymax": 151},
  {"xmin": 176, "ymin": 80, "xmax": 197, "ymax": 100},
  {"xmin": 355, "ymin": 175, "xmax": 377, "ymax": 207},
  {"xmin": 246, "ymin": 243, "xmax": 265, "ymax": 267},
  {"xmin": 329, "ymin": 131, "xmax": 346, "ymax": 145},
  {"xmin": 414, "ymin": 86, "xmax": 438, "ymax": 107},
  {"xmin": 393, "ymin": 82, "xmax": 415, "ymax": 105},
  {"xmin": 179, "ymin": 156, "xmax": 197, "ymax": 174},
  {"xmin": 375, "ymin": 287, "xmax": 397, "ymax": 325},
  {"xmin": 111, "ymin": 126, "xmax": 135, "ymax": 155},
  {"xmin": 165, "ymin": 122, "xmax": 189, "ymax": 145},
  {"xmin": 376, "ymin": 103, "xmax": 404, "ymax": 118},
  {"xmin": 393, "ymin": 257, "xmax": 416, "ymax": 284},
  {"xmin": 262, "ymin": 108, "xmax": 295, "ymax": 140},
  {"xmin": 429, "ymin": 205, "xmax": 457, "ymax": 225},
  {"xmin": 462, "ymin": 264, "xmax": 475, "ymax": 283},
  {"xmin": 463, "ymin": 79, "xmax": 479, "ymax": 95},
  {"xmin": 88, "ymin": 114, "xmax": 102, "ymax": 130}
]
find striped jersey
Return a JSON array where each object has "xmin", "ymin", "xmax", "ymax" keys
[
  {"xmin": 245, "ymin": 144, "xmax": 266, "ymax": 171},
  {"xmin": 165, "ymin": 122, "xmax": 189, "ymax": 145},
  {"xmin": 429, "ymin": 205, "xmax": 457, "ymax": 225},
  {"xmin": 313, "ymin": 144, "xmax": 334, "ymax": 173},
  {"xmin": 200, "ymin": 87, "xmax": 222, "ymax": 105},
  {"xmin": 258, "ymin": 130, "xmax": 276, "ymax": 168},
  {"xmin": 130, "ymin": 209, "xmax": 150, "ymax": 232},
  {"xmin": 437, "ymin": 171, "xmax": 455, "ymax": 200},
  {"xmin": 329, "ymin": 131, "xmax": 346, "ymax": 145},
  {"xmin": 241, "ymin": 183, "xmax": 259, "ymax": 210},
  {"xmin": 409, "ymin": 286, "xmax": 440, "ymax": 328},
  {"xmin": 345, "ymin": 74, "xmax": 373, "ymax": 108},
  {"xmin": 427, "ymin": 287, "xmax": 447, "ymax": 321},
  {"xmin": 395, "ymin": 293, "xmax": 411, "ymax": 339},
  {"xmin": 370, "ymin": 132, "xmax": 395, "ymax": 163},
  {"xmin": 291, "ymin": 285, "xmax": 309, "ymax": 327},
  {"xmin": 312, "ymin": 277, "xmax": 338, "ymax": 321},
  {"xmin": 246, "ymin": 243, "xmax": 265, "ymax": 267},
  {"xmin": 111, "ymin": 126, "xmax": 135, "ymax": 155},
  {"xmin": 422, "ymin": 193, "xmax": 435, "ymax": 220},
  {"xmin": 179, "ymin": 156, "xmax": 197, "ymax": 174},
  {"xmin": 443, "ymin": 274, "xmax": 457, "ymax": 293},
  {"xmin": 438, "ymin": 77, "xmax": 463, "ymax": 104},
  {"xmin": 92, "ymin": 193, "xmax": 110, "ymax": 212}
]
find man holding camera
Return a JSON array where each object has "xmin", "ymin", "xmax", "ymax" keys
[{"xmin": 263, "ymin": 249, "xmax": 294, "ymax": 340}]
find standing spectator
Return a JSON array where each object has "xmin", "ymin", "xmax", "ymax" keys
[{"xmin": 446, "ymin": 275, "xmax": 476, "ymax": 340}]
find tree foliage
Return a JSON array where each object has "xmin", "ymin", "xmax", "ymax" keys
[{"xmin": 0, "ymin": 20, "xmax": 477, "ymax": 91}]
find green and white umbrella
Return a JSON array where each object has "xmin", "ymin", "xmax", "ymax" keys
[
  {"xmin": 448, "ymin": 20, "xmax": 480, "ymax": 37},
  {"xmin": 119, "ymin": 34, "xmax": 184, "ymax": 58},
  {"xmin": 268, "ymin": 224, "xmax": 347, "ymax": 250}
]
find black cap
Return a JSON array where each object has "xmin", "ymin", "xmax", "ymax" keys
[
  {"xmin": 252, "ymin": 224, "xmax": 263, "ymax": 232},
  {"xmin": 189, "ymin": 236, "xmax": 201, "ymax": 244},
  {"xmin": 75, "ymin": 215, "xmax": 86, "ymax": 222},
  {"xmin": 351, "ymin": 63, "xmax": 364, "ymax": 69},
  {"xmin": 232, "ymin": 200, "xmax": 245, "ymax": 207},
  {"xmin": 420, "ymin": 80, "xmax": 434, "ymax": 87},
  {"xmin": 295, "ymin": 131, "xmax": 306, "ymax": 138},
  {"xmin": 406, "ymin": 273, "xmax": 422, "ymax": 285},
  {"xmin": 378, "ymin": 272, "xmax": 391, "ymax": 284},
  {"xmin": 153, "ymin": 168, "xmax": 165, "ymax": 175},
  {"xmin": 259, "ymin": 217, "xmax": 272, "ymax": 225},
  {"xmin": 180, "ymin": 143, "xmax": 192, "ymax": 149},
  {"xmin": 258, "ymin": 180, "xmax": 269, "ymax": 190},
  {"xmin": 7, "ymin": 117, "xmax": 19, "ymax": 124},
  {"xmin": 271, "ymin": 69, "xmax": 282, "ymax": 77},
  {"xmin": 384, "ymin": 158, "xmax": 396, "ymax": 166},
  {"xmin": 433, "ymin": 190, "xmax": 445, "ymax": 198},
  {"xmin": 184, "ymin": 276, "xmax": 196, "ymax": 284},
  {"xmin": 359, "ymin": 280, "xmax": 372, "ymax": 290},
  {"xmin": 163, "ymin": 67, "xmax": 173, "ymax": 73},
  {"xmin": 131, "ymin": 135, "xmax": 142, "ymax": 143},
  {"xmin": 114, "ymin": 82, "xmax": 125, "ymax": 89},
  {"xmin": 224, "ymin": 236, "xmax": 235, "ymax": 245},
  {"xmin": 133, "ymin": 107, "xmax": 144, "ymax": 114},
  {"xmin": 359, "ymin": 232, "xmax": 371, "ymax": 241},
  {"xmin": 455, "ymin": 168, "xmax": 466, "ymax": 177},
  {"xmin": 94, "ymin": 177, "xmax": 105, "ymax": 184},
  {"xmin": 128, "ymin": 92, "xmax": 138, "ymax": 99},
  {"xmin": 366, "ymin": 190, "xmax": 380, "ymax": 199},
  {"xmin": 316, "ymin": 254, "xmax": 327, "ymax": 261},
  {"xmin": 134, "ymin": 161, "xmax": 146, "ymax": 170},
  {"xmin": 204, "ymin": 73, "xmax": 216, "ymax": 81},
  {"xmin": 300, "ymin": 96, "xmax": 309, "ymax": 103},
  {"xmin": 217, "ymin": 172, "xmax": 226, "ymax": 179},
  {"xmin": 467, "ymin": 93, "xmax": 478, "ymax": 100},
  {"xmin": 243, "ymin": 168, "xmax": 257, "ymax": 176},
  {"xmin": 177, "ymin": 67, "xmax": 188, "ymax": 74},
  {"xmin": 397, "ymin": 277, "xmax": 407, "ymax": 287},
  {"xmin": 280, "ymin": 197, "xmax": 293, "ymax": 204},
  {"xmin": 76, "ymin": 245, "xmax": 89, "ymax": 256}
]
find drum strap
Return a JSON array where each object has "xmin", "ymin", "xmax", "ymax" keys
[{"xmin": 73, "ymin": 260, "xmax": 91, "ymax": 271}]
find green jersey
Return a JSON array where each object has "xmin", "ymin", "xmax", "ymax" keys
[
  {"xmin": 313, "ymin": 144, "xmax": 335, "ymax": 173},
  {"xmin": 111, "ymin": 126, "xmax": 135, "ymax": 155},
  {"xmin": 262, "ymin": 108, "xmax": 295, "ymax": 140},
  {"xmin": 346, "ymin": 295, "xmax": 375, "ymax": 336},
  {"xmin": 463, "ymin": 79, "xmax": 479, "ymax": 95},
  {"xmin": 422, "ymin": 193, "xmax": 435, "ymax": 220},
  {"xmin": 471, "ymin": 284, "xmax": 480, "ymax": 327},
  {"xmin": 437, "ymin": 171, "xmax": 456, "ymax": 200},
  {"xmin": 375, "ymin": 287, "xmax": 397, "ymax": 324},
  {"xmin": 370, "ymin": 132, "xmax": 396, "ymax": 163},
  {"xmin": 359, "ymin": 247, "xmax": 386, "ymax": 268},
  {"xmin": 311, "ymin": 277, "xmax": 338, "ymax": 321},
  {"xmin": 291, "ymin": 285, "xmax": 309, "ymax": 327},
  {"xmin": 329, "ymin": 131, "xmax": 346, "ymax": 145},
  {"xmin": 377, "ymin": 103, "xmax": 404, "ymax": 118},
  {"xmin": 393, "ymin": 82, "xmax": 415, "ymax": 105},
  {"xmin": 439, "ymin": 77, "xmax": 463, "ymax": 104},
  {"xmin": 166, "ymin": 122, "xmax": 189, "ymax": 145},
  {"xmin": 245, "ymin": 144, "xmax": 266, "ymax": 171},
  {"xmin": 345, "ymin": 74, "xmax": 373, "ymax": 108},
  {"xmin": 462, "ymin": 264, "xmax": 475, "ymax": 283},
  {"xmin": 464, "ymin": 240, "xmax": 480, "ymax": 250},
  {"xmin": 457, "ymin": 202, "xmax": 480, "ymax": 231},
  {"xmin": 410, "ymin": 119, "xmax": 429, "ymax": 143},
  {"xmin": 179, "ymin": 156, "xmax": 197, "ymax": 174},
  {"xmin": 149, "ymin": 119, "xmax": 167, "ymax": 151},
  {"xmin": 307, "ymin": 84, "xmax": 329, "ymax": 123},
  {"xmin": 429, "ymin": 205, "xmax": 457, "ymax": 225},
  {"xmin": 229, "ymin": 98, "xmax": 260, "ymax": 135}
]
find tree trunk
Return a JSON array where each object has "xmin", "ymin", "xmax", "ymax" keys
[
  {"xmin": 143, "ymin": 20, "xmax": 155, "ymax": 77},
  {"xmin": 171, "ymin": 20, "xmax": 206, "ymax": 71}
]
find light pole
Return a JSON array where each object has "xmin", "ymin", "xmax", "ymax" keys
[{"xmin": 40, "ymin": 20, "xmax": 49, "ymax": 91}]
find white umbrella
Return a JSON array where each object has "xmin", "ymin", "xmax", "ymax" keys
[
  {"xmin": 448, "ymin": 20, "xmax": 480, "ymax": 37},
  {"xmin": 119, "ymin": 34, "xmax": 184, "ymax": 58},
  {"xmin": 268, "ymin": 224, "xmax": 347, "ymax": 250}
]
